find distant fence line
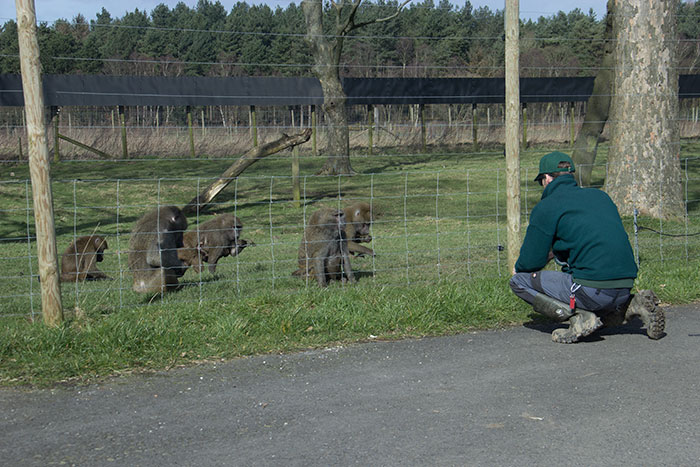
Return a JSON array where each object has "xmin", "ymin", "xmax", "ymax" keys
[{"xmin": 1, "ymin": 74, "xmax": 700, "ymax": 108}]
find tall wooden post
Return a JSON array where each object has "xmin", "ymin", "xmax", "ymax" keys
[
  {"xmin": 311, "ymin": 105, "xmax": 317, "ymax": 156},
  {"xmin": 569, "ymin": 102, "xmax": 576, "ymax": 147},
  {"xmin": 118, "ymin": 105, "xmax": 128, "ymax": 159},
  {"xmin": 290, "ymin": 105, "xmax": 301, "ymax": 207},
  {"xmin": 186, "ymin": 106, "xmax": 195, "ymax": 158},
  {"xmin": 471, "ymin": 103, "xmax": 479, "ymax": 152},
  {"xmin": 505, "ymin": 0, "xmax": 521, "ymax": 274},
  {"xmin": 292, "ymin": 145, "xmax": 301, "ymax": 208},
  {"xmin": 420, "ymin": 103, "xmax": 426, "ymax": 152},
  {"xmin": 367, "ymin": 104, "xmax": 374, "ymax": 156},
  {"xmin": 521, "ymin": 102, "xmax": 528, "ymax": 150},
  {"xmin": 51, "ymin": 106, "xmax": 59, "ymax": 162},
  {"xmin": 16, "ymin": 0, "xmax": 63, "ymax": 325},
  {"xmin": 250, "ymin": 105, "xmax": 258, "ymax": 147}
]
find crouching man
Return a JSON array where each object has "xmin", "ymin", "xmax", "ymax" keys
[{"xmin": 510, "ymin": 151, "xmax": 665, "ymax": 343}]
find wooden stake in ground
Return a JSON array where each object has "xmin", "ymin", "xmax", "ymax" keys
[
  {"xmin": 505, "ymin": 0, "xmax": 521, "ymax": 274},
  {"xmin": 16, "ymin": 0, "xmax": 63, "ymax": 325},
  {"xmin": 182, "ymin": 129, "xmax": 312, "ymax": 216}
]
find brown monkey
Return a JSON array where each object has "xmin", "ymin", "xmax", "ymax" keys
[
  {"xmin": 178, "ymin": 231, "xmax": 207, "ymax": 274},
  {"xmin": 178, "ymin": 214, "xmax": 251, "ymax": 274},
  {"xmin": 343, "ymin": 202, "xmax": 375, "ymax": 257},
  {"xmin": 60, "ymin": 235, "xmax": 110, "ymax": 282},
  {"xmin": 293, "ymin": 208, "xmax": 355, "ymax": 287},
  {"xmin": 128, "ymin": 205, "xmax": 188, "ymax": 294}
]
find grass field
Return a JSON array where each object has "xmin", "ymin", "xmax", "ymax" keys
[{"xmin": 1, "ymin": 141, "xmax": 700, "ymax": 386}]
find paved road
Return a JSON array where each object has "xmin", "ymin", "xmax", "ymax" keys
[{"xmin": 1, "ymin": 305, "xmax": 699, "ymax": 466}]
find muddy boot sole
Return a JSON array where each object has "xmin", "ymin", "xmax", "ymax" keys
[
  {"xmin": 631, "ymin": 290, "xmax": 665, "ymax": 339},
  {"xmin": 551, "ymin": 310, "xmax": 603, "ymax": 344}
]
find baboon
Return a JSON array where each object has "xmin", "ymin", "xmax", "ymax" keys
[
  {"xmin": 60, "ymin": 235, "xmax": 110, "ymax": 282},
  {"xmin": 178, "ymin": 213, "xmax": 251, "ymax": 274},
  {"xmin": 343, "ymin": 202, "xmax": 375, "ymax": 257},
  {"xmin": 128, "ymin": 205, "xmax": 188, "ymax": 294},
  {"xmin": 293, "ymin": 208, "xmax": 355, "ymax": 287}
]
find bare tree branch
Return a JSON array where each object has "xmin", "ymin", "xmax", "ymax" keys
[
  {"xmin": 330, "ymin": 0, "xmax": 412, "ymax": 37},
  {"xmin": 353, "ymin": 0, "xmax": 411, "ymax": 30},
  {"xmin": 337, "ymin": 0, "xmax": 362, "ymax": 36},
  {"xmin": 182, "ymin": 129, "xmax": 312, "ymax": 216}
]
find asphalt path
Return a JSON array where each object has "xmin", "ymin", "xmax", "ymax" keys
[{"xmin": 1, "ymin": 304, "xmax": 699, "ymax": 466}]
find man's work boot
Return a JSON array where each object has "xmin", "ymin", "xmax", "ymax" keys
[
  {"xmin": 625, "ymin": 290, "xmax": 665, "ymax": 339},
  {"xmin": 531, "ymin": 294, "xmax": 602, "ymax": 344},
  {"xmin": 551, "ymin": 310, "xmax": 603, "ymax": 344}
]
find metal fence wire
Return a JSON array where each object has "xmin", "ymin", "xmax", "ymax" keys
[{"xmin": 1, "ymin": 156, "xmax": 699, "ymax": 320}]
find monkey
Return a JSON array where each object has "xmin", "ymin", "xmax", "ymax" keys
[
  {"xmin": 292, "ymin": 208, "xmax": 355, "ymax": 287},
  {"xmin": 178, "ymin": 231, "xmax": 208, "ymax": 274},
  {"xmin": 343, "ymin": 202, "xmax": 375, "ymax": 257},
  {"xmin": 128, "ymin": 205, "xmax": 188, "ymax": 294},
  {"xmin": 60, "ymin": 235, "xmax": 111, "ymax": 282},
  {"xmin": 177, "ymin": 213, "xmax": 251, "ymax": 275}
]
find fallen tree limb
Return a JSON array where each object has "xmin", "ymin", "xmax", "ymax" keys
[
  {"xmin": 58, "ymin": 133, "xmax": 113, "ymax": 159},
  {"xmin": 182, "ymin": 129, "xmax": 312, "ymax": 216}
]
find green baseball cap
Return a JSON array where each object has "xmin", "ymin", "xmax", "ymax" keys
[{"xmin": 534, "ymin": 151, "xmax": 575, "ymax": 183}]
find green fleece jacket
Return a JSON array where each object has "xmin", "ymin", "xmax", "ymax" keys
[{"xmin": 515, "ymin": 174, "xmax": 637, "ymax": 288}]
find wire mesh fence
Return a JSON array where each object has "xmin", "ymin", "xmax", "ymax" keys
[
  {"xmin": 2, "ymin": 153, "xmax": 700, "ymax": 321},
  {"xmin": 2, "ymin": 1, "xmax": 700, "ymax": 322}
]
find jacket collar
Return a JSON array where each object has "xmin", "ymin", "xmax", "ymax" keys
[{"xmin": 541, "ymin": 174, "xmax": 577, "ymax": 200}]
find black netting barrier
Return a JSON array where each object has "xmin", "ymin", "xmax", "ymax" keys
[{"xmin": 1, "ymin": 74, "xmax": 698, "ymax": 107}]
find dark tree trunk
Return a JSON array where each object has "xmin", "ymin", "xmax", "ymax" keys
[
  {"xmin": 318, "ymin": 73, "xmax": 353, "ymax": 175},
  {"xmin": 302, "ymin": 0, "xmax": 354, "ymax": 176}
]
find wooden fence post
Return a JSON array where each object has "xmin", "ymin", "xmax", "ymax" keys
[
  {"xmin": 311, "ymin": 105, "xmax": 317, "ymax": 157},
  {"xmin": 187, "ymin": 106, "xmax": 195, "ymax": 158},
  {"xmin": 521, "ymin": 102, "xmax": 528, "ymax": 150},
  {"xmin": 51, "ymin": 106, "xmax": 59, "ymax": 162},
  {"xmin": 505, "ymin": 0, "xmax": 521, "ymax": 274},
  {"xmin": 420, "ymin": 103, "xmax": 426, "ymax": 152},
  {"xmin": 292, "ymin": 144, "xmax": 301, "ymax": 208},
  {"xmin": 250, "ymin": 105, "xmax": 258, "ymax": 147},
  {"xmin": 569, "ymin": 101, "xmax": 576, "ymax": 146},
  {"xmin": 118, "ymin": 105, "xmax": 128, "ymax": 159},
  {"xmin": 16, "ymin": 0, "xmax": 63, "ymax": 325},
  {"xmin": 367, "ymin": 104, "xmax": 374, "ymax": 155},
  {"xmin": 472, "ymin": 103, "xmax": 479, "ymax": 152}
]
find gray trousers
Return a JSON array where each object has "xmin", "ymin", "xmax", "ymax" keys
[{"xmin": 509, "ymin": 270, "xmax": 631, "ymax": 316}]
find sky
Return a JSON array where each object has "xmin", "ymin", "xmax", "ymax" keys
[{"xmin": 2, "ymin": 0, "xmax": 609, "ymax": 24}]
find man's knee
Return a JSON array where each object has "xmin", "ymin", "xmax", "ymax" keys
[{"xmin": 510, "ymin": 273, "xmax": 535, "ymax": 303}]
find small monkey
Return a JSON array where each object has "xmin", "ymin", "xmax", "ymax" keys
[
  {"xmin": 293, "ymin": 208, "xmax": 355, "ymax": 287},
  {"xmin": 178, "ymin": 214, "xmax": 251, "ymax": 274},
  {"xmin": 60, "ymin": 235, "xmax": 110, "ymax": 282},
  {"xmin": 343, "ymin": 202, "xmax": 375, "ymax": 257}
]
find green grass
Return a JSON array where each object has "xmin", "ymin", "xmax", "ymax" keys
[
  {"xmin": 0, "ymin": 279, "xmax": 530, "ymax": 386},
  {"xmin": 2, "ymin": 141, "xmax": 700, "ymax": 387}
]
